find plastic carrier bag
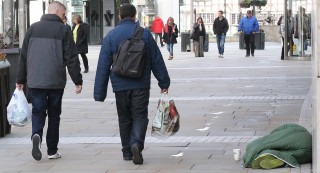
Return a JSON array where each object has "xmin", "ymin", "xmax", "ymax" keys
[
  {"xmin": 151, "ymin": 94, "xmax": 180, "ymax": 138},
  {"xmin": 7, "ymin": 89, "xmax": 32, "ymax": 127}
]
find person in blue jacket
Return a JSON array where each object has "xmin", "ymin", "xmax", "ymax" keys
[
  {"xmin": 94, "ymin": 3, "xmax": 170, "ymax": 165},
  {"xmin": 238, "ymin": 10, "xmax": 259, "ymax": 57}
]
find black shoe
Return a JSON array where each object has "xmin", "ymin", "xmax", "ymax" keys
[
  {"xmin": 245, "ymin": 54, "xmax": 250, "ymax": 57},
  {"xmin": 84, "ymin": 69, "xmax": 89, "ymax": 73},
  {"xmin": 123, "ymin": 155, "xmax": 133, "ymax": 161},
  {"xmin": 32, "ymin": 134, "xmax": 42, "ymax": 161},
  {"xmin": 131, "ymin": 144, "xmax": 143, "ymax": 164},
  {"xmin": 251, "ymin": 53, "xmax": 254, "ymax": 57}
]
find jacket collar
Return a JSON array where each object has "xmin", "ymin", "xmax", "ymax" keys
[
  {"xmin": 41, "ymin": 14, "xmax": 63, "ymax": 23},
  {"xmin": 118, "ymin": 18, "xmax": 136, "ymax": 25}
]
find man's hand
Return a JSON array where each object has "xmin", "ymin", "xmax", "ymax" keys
[
  {"xmin": 76, "ymin": 85, "xmax": 82, "ymax": 94},
  {"xmin": 253, "ymin": 32, "xmax": 256, "ymax": 34},
  {"xmin": 16, "ymin": 83, "xmax": 24, "ymax": 90},
  {"xmin": 161, "ymin": 88, "xmax": 168, "ymax": 94}
]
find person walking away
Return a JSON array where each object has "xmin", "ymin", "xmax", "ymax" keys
[
  {"xmin": 238, "ymin": 10, "xmax": 259, "ymax": 57},
  {"xmin": 191, "ymin": 17, "xmax": 206, "ymax": 57},
  {"xmin": 213, "ymin": 10, "xmax": 229, "ymax": 58},
  {"xmin": 280, "ymin": 10, "xmax": 293, "ymax": 60},
  {"xmin": 63, "ymin": 15, "xmax": 71, "ymax": 30},
  {"xmin": 16, "ymin": 1, "xmax": 83, "ymax": 161},
  {"xmin": 152, "ymin": 16, "xmax": 164, "ymax": 47},
  {"xmin": 162, "ymin": 17, "xmax": 178, "ymax": 60},
  {"xmin": 72, "ymin": 14, "xmax": 89, "ymax": 73},
  {"xmin": 94, "ymin": 3, "xmax": 170, "ymax": 165}
]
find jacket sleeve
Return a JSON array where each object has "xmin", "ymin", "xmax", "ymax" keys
[
  {"xmin": 224, "ymin": 19, "xmax": 229, "ymax": 34},
  {"xmin": 280, "ymin": 19, "xmax": 285, "ymax": 36},
  {"xmin": 64, "ymin": 26, "xmax": 83, "ymax": 86},
  {"xmin": 174, "ymin": 24, "xmax": 179, "ymax": 38},
  {"xmin": 16, "ymin": 26, "xmax": 32, "ymax": 84},
  {"xmin": 78, "ymin": 23, "xmax": 88, "ymax": 45},
  {"xmin": 254, "ymin": 18, "xmax": 259, "ymax": 32},
  {"xmin": 238, "ymin": 18, "xmax": 243, "ymax": 32},
  {"xmin": 213, "ymin": 20, "xmax": 216, "ymax": 34},
  {"xmin": 147, "ymin": 31, "xmax": 170, "ymax": 89},
  {"xmin": 94, "ymin": 35, "xmax": 113, "ymax": 101}
]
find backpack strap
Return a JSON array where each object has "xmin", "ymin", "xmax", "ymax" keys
[{"xmin": 133, "ymin": 26, "xmax": 144, "ymax": 40}]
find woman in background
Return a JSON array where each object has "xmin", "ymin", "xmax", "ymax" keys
[
  {"xmin": 162, "ymin": 17, "xmax": 178, "ymax": 60},
  {"xmin": 192, "ymin": 17, "xmax": 206, "ymax": 57},
  {"xmin": 72, "ymin": 14, "xmax": 89, "ymax": 73}
]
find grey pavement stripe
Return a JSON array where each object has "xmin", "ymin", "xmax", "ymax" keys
[
  {"xmin": 0, "ymin": 136, "xmax": 261, "ymax": 145},
  {"xmin": 167, "ymin": 66, "xmax": 309, "ymax": 70},
  {"xmin": 62, "ymin": 96, "xmax": 306, "ymax": 102},
  {"xmin": 70, "ymin": 76, "xmax": 311, "ymax": 84}
]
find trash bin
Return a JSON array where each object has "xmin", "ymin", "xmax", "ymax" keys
[
  {"xmin": 239, "ymin": 32, "xmax": 265, "ymax": 50},
  {"xmin": 181, "ymin": 32, "xmax": 191, "ymax": 52},
  {"xmin": 0, "ymin": 60, "xmax": 11, "ymax": 137},
  {"xmin": 3, "ymin": 48, "xmax": 20, "ymax": 96}
]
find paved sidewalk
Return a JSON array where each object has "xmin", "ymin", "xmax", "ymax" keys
[{"xmin": 0, "ymin": 41, "xmax": 312, "ymax": 173}]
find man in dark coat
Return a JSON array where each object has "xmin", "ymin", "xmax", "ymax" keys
[
  {"xmin": 94, "ymin": 3, "xmax": 170, "ymax": 165},
  {"xmin": 213, "ymin": 10, "xmax": 229, "ymax": 58},
  {"xmin": 16, "ymin": 1, "xmax": 83, "ymax": 161}
]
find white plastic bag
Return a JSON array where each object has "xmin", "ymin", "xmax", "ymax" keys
[
  {"xmin": 7, "ymin": 88, "xmax": 32, "ymax": 127},
  {"xmin": 151, "ymin": 94, "xmax": 180, "ymax": 138}
]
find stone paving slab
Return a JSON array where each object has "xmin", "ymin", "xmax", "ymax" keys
[{"xmin": 0, "ymin": 42, "xmax": 313, "ymax": 173}]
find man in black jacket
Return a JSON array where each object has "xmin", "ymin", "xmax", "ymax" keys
[
  {"xmin": 213, "ymin": 10, "xmax": 229, "ymax": 58},
  {"xmin": 16, "ymin": 1, "xmax": 83, "ymax": 161}
]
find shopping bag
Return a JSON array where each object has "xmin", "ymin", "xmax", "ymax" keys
[
  {"xmin": 151, "ymin": 94, "xmax": 180, "ymax": 138},
  {"xmin": 7, "ymin": 88, "xmax": 32, "ymax": 127}
]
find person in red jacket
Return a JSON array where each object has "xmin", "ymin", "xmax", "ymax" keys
[{"xmin": 152, "ymin": 16, "xmax": 164, "ymax": 47}]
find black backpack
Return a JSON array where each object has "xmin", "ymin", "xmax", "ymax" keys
[{"xmin": 112, "ymin": 26, "xmax": 146, "ymax": 78}]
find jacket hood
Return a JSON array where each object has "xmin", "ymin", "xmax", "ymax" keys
[
  {"xmin": 154, "ymin": 17, "xmax": 162, "ymax": 22},
  {"xmin": 41, "ymin": 14, "xmax": 64, "ymax": 23}
]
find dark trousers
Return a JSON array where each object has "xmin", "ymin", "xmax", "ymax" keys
[
  {"xmin": 115, "ymin": 89, "xmax": 150, "ymax": 157},
  {"xmin": 154, "ymin": 33, "xmax": 164, "ymax": 46},
  {"xmin": 244, "ymin": 34, "xmax": 255, "ymax": 55},
  {"xmin": 29, "ymin": 88, "xmax": 64, "ymax": 155},
  {"xmin": 80, "ymin": 53, "xmax": 89, "ymax": 70}
]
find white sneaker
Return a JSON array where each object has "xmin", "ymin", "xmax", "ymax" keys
[
  {"xmin": 220, "ymin": 54, "xmax": 224, "ymax": 58},
  {"xmin": 48, "ymin": 152, "xmax": 61, "ymax": 159},
  {"xmin": 218, "ymin": 54, "xmax": 221, "ymax": 58}
]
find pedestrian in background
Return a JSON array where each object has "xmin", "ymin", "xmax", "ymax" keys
[
  {"xmin": 191, "ymin": 17, "xmax": 206, "ymax": 57},
  {"xmin": 16, "ymin": 1, "xmax": 83, "ymax": 161},
  {"xmin": 63, "ymin": 15, "xmax": 71, "ymax": 30},
  {"xmin": 94, "ymin": 3, "xmax": 170, "ymax": 165},
  {"xmin": 162, "ymin": 17, "xmax": 178, "ymax": 60},
  {"xmin": 280, "ymin": 10, "xmax": 293, "ymax": 60},
  {"xmin": 152, "ymin": 16, "xmax": 164, "ymax": 47},
  {"xmin": 72, "ymin": 14, "xmax": 89, "ymax": 73},
  {"xmin": 238, "ymin": 10, "xmax": 259, "ymax": 57},
  {"xmin": 213, "ymin": 10, "xmax": 229, "ymax": 58}
]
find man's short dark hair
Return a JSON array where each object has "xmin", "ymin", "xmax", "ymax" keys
[
  {"xmin": 119, "ymin": 3, "xmax": 136, "ymax": 19},
  {"xmin": 218, "ymin": 10, "xmax": 223, "ymax": 14}
]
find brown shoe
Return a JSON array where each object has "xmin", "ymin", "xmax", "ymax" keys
[{"xmin": 168, "ymin": 56, "xmax": 173, "ymax": 60}]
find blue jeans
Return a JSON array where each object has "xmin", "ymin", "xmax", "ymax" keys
[
  {"xmin": 29, "ymin": 88, "xmax": 64, "ymax": 155},
  {"xmin": 216, "ymin": 33, "xmax": 226, "ymax": 54},
  {"xmin": 115, "ymin": 89, "xmax": 150, "ymax": 157},
  {"xmin": 166, "ymin": 43, "xmax": 174, "ymax": 56}
]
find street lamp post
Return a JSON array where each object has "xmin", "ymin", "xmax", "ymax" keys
[
  {"xmin": 3, "ymin": 0, "xmax": 13, "ymax": 48},
  {"xmin": 18, "ymin": 0, "xmax": 26, "ymax": 48}
]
